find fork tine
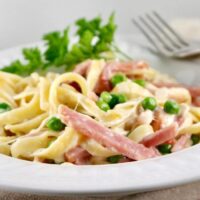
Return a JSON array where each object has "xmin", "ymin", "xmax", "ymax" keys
[
  {"xmin": 153, "ymin": 11, "xmax": 188, "ymax": 46},
  {"xmin": 139, "ymin": 16, "xmax": 176, "ymax": 51},
  {"xmin": 146, "ymin": 13, "xmax": 185, "ymax": 49},
  {"xmin": 132, "ymin": 18, "xmax": 171, "ymax": 56},
  {"xmin": 132, "ymin": 18, "xmax": 161, "ymax": 51}
]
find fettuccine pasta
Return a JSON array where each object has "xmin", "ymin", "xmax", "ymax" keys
[{"xmin": 0, "ymin": 59, "xmax": 199, "ymax": 165}]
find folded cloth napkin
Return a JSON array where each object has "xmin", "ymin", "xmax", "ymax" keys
[{"xmin": 1, "ymin": 181, "xmax": 200, "ymax": 200}]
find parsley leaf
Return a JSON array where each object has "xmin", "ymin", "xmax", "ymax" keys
[
  {"xmin": 64, "ymin": 13, "xmax": 117, "ymax": 69},
  {"xmin": 43, "ymin": 28, "xmax": 69, "ymax": 66},
  {"xmin": 1, "ymin": 13, "xmax": 132, "ymax": 76},
  {"xmin": 2, "ymin": 47, "xmax": 43, "ymax": 76},
  {"xmin": 76, "ymin": 16, "xmax": 101, "ymax": 36},
  {"xmin": 2, "ymin": 60, "xmax": 25, "ymax": 75}
]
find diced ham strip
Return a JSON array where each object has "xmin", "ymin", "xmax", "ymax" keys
[
  {"xmin": 153, "ymin": 82, "xmax": 180, "ymax": 88},
  {"xmin": 154, "ymin": 82, "xmax": 200, "ymax": 106},
  {"xmin": 171, "ymin": 134, "xmax": 191, "ymax": 152},
  {"xmin": 165, "ymin": 139, "xmax": 176, "ymax": 145},
  {"xmin": 151, "ymin": 109, "xmax": 175, "ymax": 131},
  {"xmin": 69, "ymin": 82, "xmax": 82, "ymax": 92},
  {"xmin": 192, "ymin": 97, "xmax": 200, "ymax": 107},
  {"xmin": 95, "ymin": 61, "xmax": 149, "ymax": 94},
  {"xmin": 151, "ymin": 109, "xmax": 164, "ymax": 131},
  {"xmin": 154, "ymin": 81, "xmax": 191, "ymax": 95},
  {"xmin": 58, "ymin": 105, "xmax": 158, "ymax": 160},
  {"xmin": 186, "ymin": 86, "xmax": 200, "ymax": 98},
  {"xmin": 154, "ymin": 82, "xmax": 200, "ymax": 98},
  {"xmin": 64, "ymin": 146, "xmax": 91, "ymax": 165},
  {"xmin": 186, "ymin": 87, "xmax": 200, "ymax": 106},
  {"xmin": 150, "ymin": 147, "xmax": 161, "ymax": 156},
  {"xmin": 140, "ymin": 123, "xmax": 177, "ymax": 147},
  {"xmin": 176, "ymin": 115, "xmax": 185, "ymax": 127},
  {"xmin": 73, "ymin": 60, "xmax": 92, "ymax": 76},
  {"xmin": 118, "ymin": 157, "xmax": 132, "ymax": 163}
]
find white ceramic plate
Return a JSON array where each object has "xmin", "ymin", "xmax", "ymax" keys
[{"xmin": 0, "ymin": 35, "xmax": 200, "ymax": 196}]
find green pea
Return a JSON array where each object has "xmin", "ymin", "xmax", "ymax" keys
[
  {"xmin": 141, "ymin": 97, "xmax": 157, "ymax": 111},
  {"xmin": 98, "ymin": 92, "xmax": 127, "ymax": 110},
  {"xmin": 109, "ymin": 94, "xmax": 119, "ymax": 109},
  {"xmin": 164, "ymin": 100, "xmax": 180, "ymax": 115},
  {"xmin": 0, "ymin": 103, "xmax": 11, "ymax": 113},
  {"xmin": 106, "ymin": 155, "xmax": 123, "ymax": 163},
  {"xmin": 157, "ymin": 144, "xmax": 172, "ymax": 154},
  {"xmin": 97, "ymin": 99, "xmax": 110, "ymax": 112},
  {"xmin": 133, "ymin": 79, "xmax": 146, "ymax": 87},
  {"xmin": 100, "ymin": 91, "xmax": 112, "ymax": 104},
  {"xmin": 46, "ymin": 117, "xmax": 65, "ymax": 131},
  {"xmin": 109, "ymin": 93, "xmax": 127, "ymax": 108},
  {"xmin": 191, "ymin": 135, "xmax": 200, "ymax": 145},
  {"xmin": 111, "ymin": 73, "xmax": 127, "ymax": 87},
  {"xmin": 117, "ymin": 94, "xmax": 127, "ymax": 103}
]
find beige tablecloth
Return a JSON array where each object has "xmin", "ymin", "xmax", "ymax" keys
[{"xmin": 1, "ymin": 181, "xmax": 200, "ymax": 200}]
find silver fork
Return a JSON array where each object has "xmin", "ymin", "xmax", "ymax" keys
[{"xmin": 132, "ymin": 11, "xmax": 200, "ymax": 58}]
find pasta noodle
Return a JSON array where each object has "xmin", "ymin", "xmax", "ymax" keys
[{"xmin": 0, "ymin": 59, "xmax": 199, "ymax": 165}]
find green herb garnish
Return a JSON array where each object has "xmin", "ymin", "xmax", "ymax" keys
[
  {"xmin": 2, "ymin": 48, "xmax": 44, "ymax": 75},
  {"xmin": 2, "ymin": 14, "xmax": 131, "ymax": 76}
]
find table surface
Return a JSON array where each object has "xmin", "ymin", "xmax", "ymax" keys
[{"xmin": 0, "ymin": 181, "xmax": 200, "ymax": 200}]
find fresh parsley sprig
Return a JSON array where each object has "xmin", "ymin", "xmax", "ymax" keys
[
  {"xmin": 1, "ymin": 13, "xmax": 131, "ymax": 76},
  {"xmin": 43, "ymin": 28, "xmax": 69, "ymax": 67},
  {"xmin": 2, "ymin": 48, "xmax": 44, "ymax": 75}
]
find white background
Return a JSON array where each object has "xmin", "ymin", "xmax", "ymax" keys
[{"xmin": 0, "ymin": 0, "xmax": 200, "ymax": 49}]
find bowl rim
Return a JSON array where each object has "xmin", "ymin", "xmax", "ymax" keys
[{"xmin": 0, "ymin": 39, "xmax": 200, "ymax": 196}]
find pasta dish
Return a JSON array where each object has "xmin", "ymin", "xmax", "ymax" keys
[{"xmin": 0, "ymin": 14, "xmax": 200, "ymax": 165}]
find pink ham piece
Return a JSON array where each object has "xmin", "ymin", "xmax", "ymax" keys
[
  {"xmin": 150, "ymin": 147, "xmax": 161, "ymax": 156},
  {"xmin": 186, "ymin": 86, "xmax": 200, "ymax": 98},
  {"xmin": 186, "ymin": 87, "xmax": 200, "ymax": 106},
  {"xmin": 151, "ymin": 109, "xmax": 163, "ymax": 131},
  {"xmin": 154, "ymin": 81, "xmax": 200, "ymax": 98},
  {"xmin": 95, "ymin": 61, "xmax": 149, "ymax": 94},
  {"xmin": 140, "ymin": 123, "xmax": 177, "ymax": 147},
  {"xmin": 171, "ymin": 134, "xmax": 191, "ymax": 152},
  {"xmin": 118, "ymin": 157, "xmax": 132, "ymax": 163},
  {"xmin": 58, "ymin": 105, "xmax": 158, "ymax": 160},
  {"xmin": 153, "ymin": 82, "xmax": 180, "ymax": 88},
  {"xmin": 64, "ymin": 146, "xmax": 91, "ymax": 165},
  {"xmin": 192, "ymin": 97, "xmax": 200, "ymax": 107},
  {"xmin": 73, "ymin": 60, "xmax": 92, "ymax": 76},
  {"xmin": 153, "ymin": 82, "xmax": 200, "ymax": 106}
]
